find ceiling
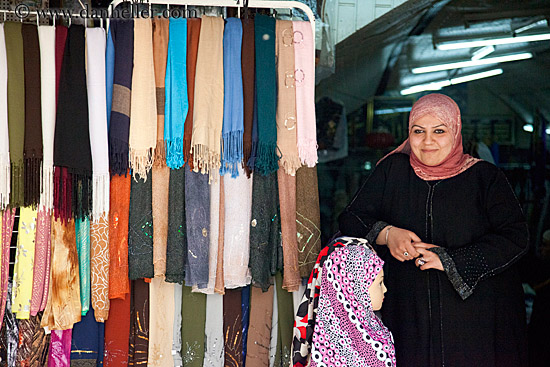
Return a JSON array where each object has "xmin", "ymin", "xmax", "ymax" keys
[{"xmin": 317, "ymin": 0, "xmax": 550, "ymax": 122}]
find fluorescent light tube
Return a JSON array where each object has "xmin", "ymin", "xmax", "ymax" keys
[
  {"xmin": 515, "ymin": 19, "xmax": 548, "ymax": 34},
  {"xmin": 471, "ymin": 45, "xmax": 495, "ymax": 60},
  {"xmin": 400, "ymin": 68, "xmax": 503, "ymax": 95},
  {"xmin": 436, "ymin": 33, "xmax": 550, "ymax": 50},
  {"xmin": 412, "ymin": 52, "xmax": 531, "ymax": 74}
]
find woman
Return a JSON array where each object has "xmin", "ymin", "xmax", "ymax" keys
[{"xmin": 339, "ymin": 93, "xmax": 528, "ymax": 366}]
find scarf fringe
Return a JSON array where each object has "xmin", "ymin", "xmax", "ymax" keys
[
  {"xmin": 24, "ymin": 156, "xmax": 42, "ymax": 208},
  {"xmin": 246, "ymin": 140, "xmax": 258, "ymax": 172},
  {"xmin": 298, "ymin": 139, "xmax": 318, "ymax": 167},
  {"xmin": 109, "ymin": 138, "xmax": 130, "ymax": 176},
  {"xmin": 0, "ymin": 154, "xmax": 10, "ymax": 210},
  {"xmin": 191, "ymin": 143, "xmax": 221, "ymax": 184},
  {"xmin": 92, "ymin": 173, "xmax": 110, "ymax": 221},
  {"xmin": 153, "ymin": 140, "xmax": 166, "ymax": 168},
  {"xmin": 220, "ymin": 130, "xmax": 244, "ymax": 178},
  {"xmin": 165, "ymin": 138, "xmax": 185, "ymax": 170},
  {"xmin": 279, "ymin": 154, "xmax": 302, "ymax": 176},
  {"xmin": 40, "ymin": 165, "xmax": 54, "ymax": 212},
  {"xmin": 129, "ymin": 147, "xmax": 154, "ymax": 182},
  {"xmin": 255, "ymin": 142, "xmax": 280, "ymax": 176},
  {"xmin": 54, "ymin": 167, "xmax": 93, "ymax": 223},
  {"xmin": 183, "ymin": 137, "xmax": 193, "ymax": 170},
  {"xmin": 10, "ymin": 161, "xmax": 24, "ymax": 208}
]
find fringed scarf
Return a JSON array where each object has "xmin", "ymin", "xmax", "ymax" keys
[
  {"xmin": 109, "ymin": 19, "xmax": 134, "ymax": 176},
  {"xmin": 241, "ymin": 19, "xmax": 255, "ymax": 178},
  {"xmin": 0, "ymin": 208, "xmax": 15, "ymax": 329},
  {"xmin": 220, "ymin": 18, "xmax": 244, "ymax": 178},
  {"xmin": 22, "ymin": 24, "xmax": 42, "ymax": 208},
  {"xmin": 191, "ymin": 16, "xmax": 225, "ymax": 178},
  {"xmin": 0, "ymin": 24, "xmax": 9, "ymax": 210},
  {"xmin": 86, "ymin": 28, "xmax": 110, "ymax": 221},
  {"xmin": 164, "ymin": 18, "xmax": 188, "ymax": 169},
  {"xmin": 38, "ymin": 25, "xmax": 56, "ymax": 212},
  {"xmin": 5, "ymin": 22, "xmax": 25, "ymax": 208},
  {"xmin": 75, "ymin": 216, "xmax": 91, "ymax": 315},
  {"xmin": 293, "ymin": 21, "xmax": 318, "ymax": 167},
  {"xmin": 184, "ymin": 18, "xmax": 201, "ymax": 170},
  {"xmin": 53, "ymin": 25, "xmax": 92, "ymax": 222},
  {"xmin": 254, "ymin": 15, "xmax": 279, "ymax": 175},
  {"xmin": 276, "ymin": 20, "xmax": 301, "ymax": 175},
  {"xmin": 129, "ymin": 18, "xmax": 157, "ymax": 180}
]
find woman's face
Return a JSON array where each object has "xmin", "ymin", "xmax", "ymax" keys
[
  {"xmin": 409, "ymin": 114, "xmax": 454, "ymax": 166},
  {"xmin": 369, "ymin": 269, "xmax": 387, "ymax": 311}
]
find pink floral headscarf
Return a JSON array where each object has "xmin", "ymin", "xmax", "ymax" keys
[{"xmin": 381, "ymin": 93, "xmax": 480, "ymax": 181}]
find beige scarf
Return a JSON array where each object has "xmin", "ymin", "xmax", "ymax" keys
[
  {"xmin": 276, "ymin": 20, "xmax": 301, "ymax": 176},
  {"xmin": 191, "ymin": 16, "xmax": 224, "ymax": 179},
  {"xmin": 129, "ymin": 18, "xmax": 157, "ymax": 181}
]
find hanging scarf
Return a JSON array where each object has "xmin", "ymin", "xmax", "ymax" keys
[
  {"xmin": 128, "ymin": 172, "xmax": 154, "ymax": 280},
  {"xmin": 241, "ymin": 19, "xmax": 255, "ymax": 179},
  {"xmin": 152, "ymin": 17, "xmax": 170, "ymax": 277},
  {"xmin": 28, "ymin": 312, "xmax": 51, "ymax": 367},
  {"xmin": 191, "ymin": 16, "xmax": 225, "ymax": 178},
  {"xmin": 75, "ymin": 216, "xmax": 91, "ymax": 315},
  {"xmin": 40, "ymin": 219, "xmax": 81, "ymax": 330},
  {"xmin": 380, "ymin": 93, "xmax": 480, "ymax": 180},
  {"xmin": 310, "ymin": 244, "xmax": 395, "ymax": 367},
  {"xmin": 241, "ymin": 285, "xmax": 250, "ymax": 366},
  {"xmin": 38, "ymin": 25, "xmax": 56, "ymax": 212},
  {"xmin": 249, "ymin": 172, "xmax": 281, "ymax": 291},
  {"xmin": 5, "ymin": 22, "xmax": 25, "ymax": 208},
  {"xmin": 276, "ymin": 20, "xmax": 301, "ymax": 175},
  {"xmin": 55, "ymin": 25, "xmax": 68, "ymax": 99},
  {"xmin": 0, "ymin": 24, "xmax": 9, "ymax": 210},
  {"xmin": 31, "ymin": 210, "xmax": 51, "ymax": 316},
  {"xmin": 22, "ymin": 24, "xmax": 43, "ymax": 208},
  {"xmin": 164, "ymin": 18, "xmax": 188, "ymax": 169},
  {"xmin": 128, "ymin": 279, "xmax": 149, "ymax": 365},
  {"xmin": 185, "ymin": 168, "xmax": 210, "ymax": 288},
  {"xmin": 254, "ymin": 15, "xmax": 279, "ymax": 175},
  {"xmin": 129, "ymin": 19, "xmax": 157, "ymax": 180},
  {"xmin": 86, "ymin": 27, "xmax": 110, "ymax": 220},
  {"xmin": 90, "ymin": 215, "xmax": 110, "ymax": 322},
  {"xmin": 53, "ymin": 25, "xmax": 92, "ymax": 221},
  {"xmin": 181, "ymin": 286, "xmax": 206, "ymax": 367},
  {"xmin": 184, "ymin": 18, "xmax": 201, "ymax": 169},
  {"xmin": 296, "ymin": 166, "xmax": 321, "ymax": 277},
  {"xmin": 246, "ymin": 85, "xmax": 259, "ymax": 172},
  {"xmin": 106, "ymin": 25, "xmax": 115, "ymax": 132},
  {"xmin": 215, "ymin": 178, "xmax": 225, "ymax": 294},
  {"xmin": 12, "ymin": 207, "xmax": 38, "ymax": 320},
  {"xmin": 108, "ymin": 173, "xmax": 131, "ymax": 299},
  {"xmin": 1, "ymin": 282, "xmax": 19, "ymax": 365},
  {"xmin": 245, "ymin": 286, "xmax": 274, "ymax": 366},
  {"xmin": 0, "ymin": 208, "xmax": 15, "ymax": 328},
  {"xmin": 203, "ymin": 293, "xmax": 224, "ymax": 367},
  {"xmin": 172, "ymin": 284, "xmax": 183, "ymax": 366},
  {"xmin": 277, "ymin": 170, "xmax": 300, "ymax": 292},
  {"xmin": 109, "ymin": 19, "xmax": 134, "ymax": 176},
  {"xmin": 148, "ymin": 277, "xmax": 175, "ymax": 366},
  {"xmin": 166, "ymin": 167, "xmax": 186, "ymax": 284},
  {"xmin": 270, "ymin": 278, "xmax": 279, "ymax": 367},
  {"xmin": 274, "ymin": 271, "xmax": 294, "ymax": 365},
  {"xmin": 223, "ymin": 168, "xmax": 253, "ymax": 288},
  {"xmin": 103, "ymin": 294, "xmax": 130, "ymax": 367},
  {"xmin": 220, "ymin": 18, "xmax": 244, "ymax": 178},
  {"xmin": 223, "ymin": 288, "xmax": 243, "ymax": 367},
  {"xmin": 293, "ymin": 21, "xmax": 318, "ymax": 167},
  {"xmin": 71, "ymin": 308, "xmax": 101, "ymax": 365},
  {"xmin": 48, "ymin": 329, "xmax": 72, "ymax": 366}
]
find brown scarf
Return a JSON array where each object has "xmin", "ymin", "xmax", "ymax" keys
[
  {"xmin": 296, "ymin": 166, "xmax": 321, "ymax": 277},
  {"xmin": 245, "ymin": 286, "xmax": 274, "ymax": 366},
  {"xmin": 184, "ymin": 18, "xmax": 202, "ymax": 170},
  {"xmin": 22, "ymin": 24, "xmax": 43, "ymax": 208},
  {"xmin": 241, "ymin": 19, "xmax": 255, "ymax": 178}
]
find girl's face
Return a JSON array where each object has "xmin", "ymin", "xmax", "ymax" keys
[
  {"xmin": 409, "ymin": 114, "xmax": 454, "ymax": 166},
  {"xmin": 369, "ymin": 269, "xmax": 387, "ymax": 311}
]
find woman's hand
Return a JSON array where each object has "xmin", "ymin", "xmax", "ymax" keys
[
  {"xmin": 377, "ymin": 226, "xmax": 421, "ymax": 262},
  {"xmin": 413, "ymin": 242, "xmax": 444, "ymax": 271}
]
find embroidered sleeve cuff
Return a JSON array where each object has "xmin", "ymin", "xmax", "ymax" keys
[
  {"xmin": 365, "ymin": 221, "xmax": 389, "ymax": 246},
  {"xmin": 430, "ymin": 247, "xmax": 474, "ymax": 300}
]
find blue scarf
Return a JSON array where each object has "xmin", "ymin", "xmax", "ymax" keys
[
  {"xmin": 220, "ymin": 18, "xmax": 244, "ymax": 178},
  {"xmin": 105, "ymin": 27, "xmax": 115, "ymax": 131},
  {"xmin": 164, "ymin": 18, "xmax": 188, "ymax": 169}
]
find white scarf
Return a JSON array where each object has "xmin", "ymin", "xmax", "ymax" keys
[
  {"xmin": 86, "ymin": 28, "xmax": 110, "ymax": 220},
  {"xmin": 0, "ymin": 24, "xmax": 9, "ymax": 210},
  {"xmin": 203, "ymin": 294, "xmax": 224, "ymax": 367},
  {"xmin": 148, "ymin": 277, "xmax": 175, "ymax": 366}
]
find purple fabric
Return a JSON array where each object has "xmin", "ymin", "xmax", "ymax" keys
[
  {"xmin": 310, "ymin": 244, "xmax": 395, "ymax": 367},
  {"xmin": 48, "ymin": 329, "xmax": 73, "ymax": 366}
]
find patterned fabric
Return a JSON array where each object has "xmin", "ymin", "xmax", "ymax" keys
[
  {"xmin": 75, "ymin": 216, "xmax": 91, "ymax": 315},
  {"xmin": 0, "ymin": 208, "xmax": 15, "ymax": 328},
  {"xmin": 128, "ymin": 279, "xmax": 149, "ymax": 366},
  {"xmin": 30, "ymin": 208, "xmax": 51, "ymax": 315},
  {"xmin": 90, "ymin": 216, "xmax": 110, "ymax": 322},
  {"xmin": 15, "ymin": 316, "xmax": 39, "ymax": 365},
  {"xmin": 1, "ymin": 282, "xmax": 18, "ymax": 367},
  {"xmin": 310, "ymin": 244, "xmax": 395, "ymax": 367},
  {"xmin": 29, "ymin": 312, "xmax": 50, "ymax": 367},
  {"xmin": 48, "ymin": 329, "xmax": 72, "ymax": 366}
]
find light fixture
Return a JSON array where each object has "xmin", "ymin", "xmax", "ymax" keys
[
  {"xmin": 471, "ymin": 45, "xmax": 495, "ymax": 60},
  {"xmin": 515, "ymin": 19, "xmax": 548, "ymax": 34},
  {"xmin": 523, "ymin": 124, "xmax": 534, "ymax": 133},
  {"xmin": 546, "ymin": 127, "xmax": 550, "ymax": 135},
  {"xmin": 374, "ymin": 107, "xmax": 413, "ymax": 115},
  {"xmin": 400, "ymin": 68, "xmax": 503, "ymax": 95},
  {"xmin": 412, "ymin": 52, "xmax": 532, "ymax": 74},
  {"xmin": 436, "ymin": 33, "xmax": 550, "ymax": 50}
]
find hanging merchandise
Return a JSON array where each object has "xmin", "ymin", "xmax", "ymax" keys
[
  {"xmin": 166, "ymin": 167, "xmax": 186, "ymax": 284},
  {"xmin": 203, "ymin": 293, "xmax": 224, "ymax": 366},
  {"xmin": 70, "ymin": 308, "xmax": 104, "ymax": 365},
  {"xmin": 277, "ymin": 171, "xmax": 300, "ymax": 291},
  {"xmin": 103, "ymin": 294, "xmax": 131, "ymax": 366},
  {"xmin": 48, "ymin": 329, "xmax": 72, "ymax": 366},
  {"xmin": 0, "ymin": 24, "xmax": 9, "ymax": 210},
  {"xmin": 215, "ymin": 178, "xmax": 226, "ymax": 294},
  {"xmin": 245, "ymin": 286, "xmax": 274, "ymax": 366},
  {"xmin": 223, "ymin": 288, "xmax": 243, "ymax": 366},
  {"xmin": 184, "ymin": 18, "xmax": 202, "ymax": 169},
  {"xmin": 128, "ymin": 279, "xmax": 150, "ymax": 365},
  {"xmin": 148, "ymin": 276, "xmax": 175, "ymax": 366},
  {"xmin": 0, "ymin": 209, "xmax": 15, "ymax": 328},
  {"xmin": 75, "ymin": 216, "xmax": 91, "ymax": 315},
  {"xmin": 90, "ymin": 215, "xmax": 110, "ymax": 322},
  {"xmin": 31, "ymin": 210, "xmax": 51, "ymax": 316},
  {"xmin": 181, "ymin": 286, "xmax": 206, "ymax": 367},
  {"xmin": 241, "ymin": 19, "xmax": 255, "ymax": 178}
]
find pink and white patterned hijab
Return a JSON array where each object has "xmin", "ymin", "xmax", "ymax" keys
[{"xmin": 310, "ymin": 242, "xmax": 396, "ymax": 367}]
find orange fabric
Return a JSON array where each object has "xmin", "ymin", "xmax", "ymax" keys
[
  {"xmin": 104, "ymin": 293, "xmax": 131, "ymax": 366},
  {"xmin": 91, "ymin": 216, "xmax": 110, "ymax": 321},
  {"xmin": 108, "ymin": 173, "xmax": 131, "ymax": 299}
]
